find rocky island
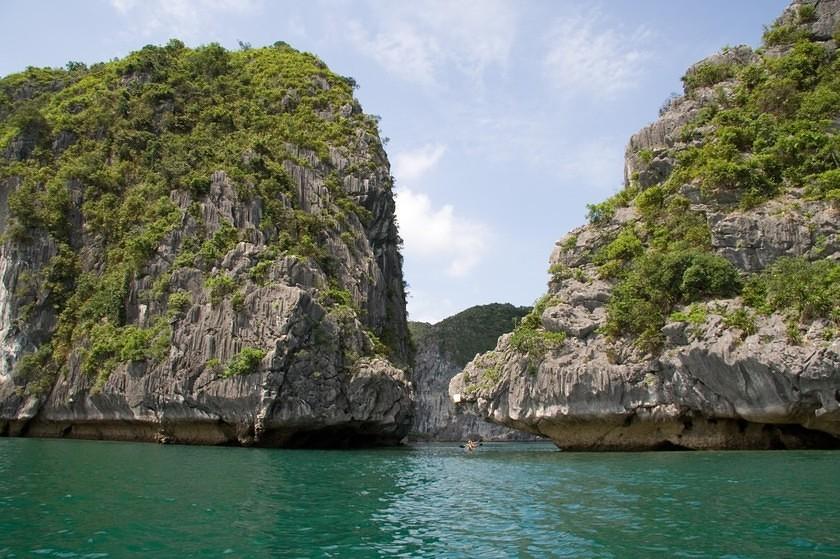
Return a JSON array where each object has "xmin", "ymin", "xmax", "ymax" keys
[
  {"xmin": 451, "ymin": 0, "xmax": 840, "ymax": 450},
  {"xmin": 0, "ymin": 41, "xmax": 413, "ymax": 447}
]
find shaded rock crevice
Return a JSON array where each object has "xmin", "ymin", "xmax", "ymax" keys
[{"xmin": 409, "ymin": 304, "xmax": 537, "ymax": 441}]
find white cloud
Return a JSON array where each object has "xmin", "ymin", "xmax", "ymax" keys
[
  {"xmin": 109, "ymin": 0, "xmax": 135, "ymax": 13},
  {"xmin": 392, "ymin": 143, "xmax": 489, "ymax": 278},
  {"xmin": 396, "ymin": 188, "xmax": 489, "ymax": 278},
  {"xmin": 465, "ymin": 112, "xmax": 552, "ymax": 166},
  {"xmin": 346, "ymin": 0, "xmax": 517, "ymax": 87},
  {"xmin": 413, "ymin": 0, "xmax": 516, "ymax": 79},
  {"xmin": 448, "ymin": 106, "xmax": 625, "ymax": 190},
  {"xmin": 543, "ymin": 10, "xmax": 652, "ymax": 98},
  {"xmin": 348, "ymin": 21, "xmax": 440, "ymax": 87},
  {"xmin": 107, "ymin": 0, "xmax": 261, "ymax": 39},
  {"xmin": 393, "ymin": 144, "xmax": 446, "ymax": 182},
  {"xmin": 406, "ymin": 289, "xmax": 457, "ymax": 324}
]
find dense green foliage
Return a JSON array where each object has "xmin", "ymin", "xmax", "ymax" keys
[
  {"xmin": 548, "ymin": 262, "xmax": 588, "ymax": 284},
  {"xmin": 593, "ymin": 227, "xmax": 644, "ymax": 278},
  {"xmin": 205, "ymin": 273, "xmax": 236, "ymax": 306},
  {"xmin": 603, "ymin": 251, "xmax": 741, "ymax": 351},
  {"xmin": 585, "ymin": 184, "xmax": 639, "ymax": 225},
  {"xmin": 409, "ymin": 303, "xmax": 531, "ymax": 367},
  {"xmin": 677, "ymin": 40, "xmax": 840, "ymax": 207},
  {"xmin": 722, "ymin": 307, "xmax": 758, "ymax": 339},
  {"xmin": 319, "ymin": 282, "xmax": 354, "ymax": 308},
  {"xmin": 222, "ymin": 347, "xmax": 266, "ymax": 377},
  {"xmin": 166, "ymin": 290, "xmax": 192, "ymax": 317},
  {"xmin": 577, "ymin": 27, "xmax": 840, "ymax": 351},
  {"xmin": 1, "ymin": 41, "xmax": 385, "ymax": 390},
  {"xmin": 509, "ymin": 296, "xmax": 566, "ymax": 371},
  {"xmin": 83, "ymin": 318, "xmax": 172, "ymax": 391},
  {"xmin": 762, "ymin": 5, "xmax": 817, "ymax": 47},
  {"xmin": 682, "ymin": 61, "xmax": 737, "ymax": 92},
  {"xmin": 744, "ymin": 257, "xmax": 840, "ymax": 325},
  {"xmin": 670, "ymin": 304, "xmax": 709, "ymax": 332},
  {"xmin": 13, "ymin": 343, "xmax": 56, "ymax": 396}
]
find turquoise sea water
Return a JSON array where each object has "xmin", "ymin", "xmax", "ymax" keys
[{"xmin": 0, "ymin": 439, "xmax": 838, "ymax": 558}]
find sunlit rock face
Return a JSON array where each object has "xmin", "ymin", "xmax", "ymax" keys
[
  {"xmin": 0, "ymin": 43, "xmax": 412, "ymax": 447},
  {"xmin": 451, "ymin": 0, "xmax": 840, "ymax": 451}
]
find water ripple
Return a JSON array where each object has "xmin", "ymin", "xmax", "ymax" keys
[{"xmin": 1, "ymin": 440, "xmax": 839, "ymax": 557}]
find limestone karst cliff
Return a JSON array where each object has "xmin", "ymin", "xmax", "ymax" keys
[
  {"xmin": 409, "ymin": 304, "xmax": 536, "ymax": 441},
  {"xmin": 0, "ymin": 41, "xmax": 412, "ymax": 447},
  {"xmin": 451, "ymin": 0, "xmax": 840, "ymax": 450}
]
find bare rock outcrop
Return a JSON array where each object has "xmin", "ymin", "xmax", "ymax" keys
[{"xmin": 451, "ymin": 275, "xmax": 840, "ymax": 450}]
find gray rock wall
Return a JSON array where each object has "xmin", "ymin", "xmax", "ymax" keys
[
  {"xmin": 411, "ymin": 330, "xmax": 535, "ymax": 441},
  {"xmin": 0, "ymin": 145, "xmax": 413, "ymax": 447},
  {"xmin": 450, "ymin": 276, "xmax": 840, "ymax": 449}
]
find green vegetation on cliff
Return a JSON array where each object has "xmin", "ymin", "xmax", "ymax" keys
[
  {"xmin": 677, "ymin": 40, "xmax": 840, "ymax": 206},
  {"xmin": 223, "ymin": 347, "xmax": 267, "ymax": 378},
  {"xmin": 603, "ymin": 251, "xmax": 742, "ymax": 350},
  {"xmin": 409, "ymin": 303, "xmax": 530, "ymax": 367},
  {"xmin": 509, "ymin": 295, "xmax": 566, "ymax": 370},
  {"xmin": 744, "ymin": 257, "xmax": 840, "ymax": 331},
  {"xmin": 1, "ymin": 41, "xmax": 392, "ymax": 391},
  {"xmin": 585, "ymin": 26, "xmax": 840, "ymax": 352}
]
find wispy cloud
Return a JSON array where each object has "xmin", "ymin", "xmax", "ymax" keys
[
  {"xmin": 392, "ymin": 143, "xmax": 489, "ymax": 278},
  {"xmin": 107, "ymin": 0, "xmax": 262, "ymax": 39},
  {"xmin": 396, "ymin": 188, "xmax": 489, "ymax": 278},
  {"xmin": 452, "ymin": 109, "xmax": 626, "ymax": 191},
  {"xmin": 464, "ymin": 112, "xmax": 553, "ymax": 167},
  {"xmin": 346, "ymin": 0, "xmax": 517, "ymax": 87},
  {"xmin": 406, "ymin": 289, "xmax": 457, "ymax": 324},
  {"xmin": 348, "ymin": 21, "xmax": 439, "ymax": 87},
  {"xmin": 543, "ymin": 9, "xmax": 652, "ymax": 98},
  {"xmin": 393, "ymin": 144, "xmax": 446, "ymax": 182},
  {"xmin": 414, "ymin": 0, "xmax": 516, "ymax": 79}
]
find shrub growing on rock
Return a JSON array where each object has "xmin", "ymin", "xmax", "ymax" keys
[
  {"xmin": 605, "ymin": 251, "xmax": 741, "ymax": 352},
  {"xmin": 683, "ymin": 61, "xmax": 736, "ymax": 92},
  {"xmin": 223, "ymin": 347, "xmax": 266, "ymax": 378},
  {"xmin": 744, "ymin": 257, "xmax": 840, "ymax": 324}
]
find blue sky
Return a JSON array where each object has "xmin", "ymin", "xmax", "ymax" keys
[{"xmin": 0, "ymin": 0, "xmax": 789, "ymax": 323}]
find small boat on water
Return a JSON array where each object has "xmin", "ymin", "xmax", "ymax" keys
[{"xmin": 459, "ymin": 439, "xmax": 483, "ymax": 453}]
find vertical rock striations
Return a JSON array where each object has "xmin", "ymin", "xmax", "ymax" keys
[
  {"xmin": 409, "ymin": 304, "xmax": 535, "ymax": 441},
  {"xmin": 0, "ymin": 42, "xmax": 412, "ymax": 447},
  {"xmin": 451, "ymin": 0, "xmax": 840, "ymax": 450}
]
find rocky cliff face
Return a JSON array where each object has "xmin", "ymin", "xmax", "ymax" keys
[
  {"xmin": 451, "ymin": 0, "xmax": 840, "ymax": 450},
  {"xmin": 409, "ymin": 304, "xmax": 535, "ymax": 441},
  {"xmin": 0, "ymin": 42, "xmax": 412, "ymax": 447}
]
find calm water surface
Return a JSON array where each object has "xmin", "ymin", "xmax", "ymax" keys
[{"xmin": 0, "ymin": 439, "xmax": 838, "ymax": 558}]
